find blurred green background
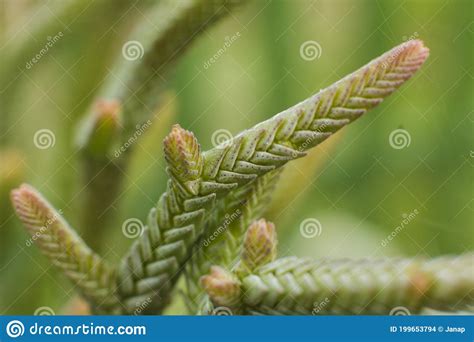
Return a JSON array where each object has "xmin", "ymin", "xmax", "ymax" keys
[{"xmin": 0, "ymin": 0, "xmax": 472, "ymax": 314}]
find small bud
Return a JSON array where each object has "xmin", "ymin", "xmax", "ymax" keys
[
  {"xmin": 163, "ymin": 124, "xmax": 203, "ymax": 195},
  {"xmin": 76, "ymin": 99, "xmax": 122, "ymax": 157},
  {"xmin": 200, "ymin": 266, "xmax": 241, "ymax": 307},
  {"xmin": 241, "ymin": 219, "xmax": 277, "ymax": 273}
]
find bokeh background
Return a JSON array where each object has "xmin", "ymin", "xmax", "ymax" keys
[{"xmin": 0, "ymin": 0, "xmax": 472, "ymax": 314}]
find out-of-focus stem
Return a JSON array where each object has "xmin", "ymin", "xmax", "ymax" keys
[{"xmin": 76, "ymin": 0, "xmax": 247, "ymax": 249}]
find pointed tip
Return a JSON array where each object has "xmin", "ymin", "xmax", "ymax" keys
[
  {"xmin": 94, "ymin": 99, "xmax": 121, "ymax": 122},
  {"xmin": 240, "ymin": 219, "xmax": 278, "ymax": 273},
  {"xmin": 171, "ymin": 123, "xmax": 183, "ymax": 132},
  {"xmin": 405, "ymin": 38, "xmax": 430, "ymax": 58},
  {"xmin": 408, "ymin": 38, "xmax": 428, "ymax": 50},
  {"xmin": 381, "ymin": 39, "xmax": 430, "ymax": 71},
  {"xmin": 10, "ymin": 183, "xmax": 34, "ymax": 205},
  {"xmin": 11, "ymin": 183, "xmax": 35, "ymax": 207},
  {"xmin": 164, "ymin": 124, "xmax": 191, "ymax": 146},
  {"xmin": 11, "ymin": 182, "xmax": 40, "ymax": 198},
  {"xmin": 10, "ymin": 183, "xmax": 56, "ymax": 225},
  {"xmin": 11, "ymin": 184, "xmax": 42, "ymax": 233},
  {"xmin": 163, "ymin": 124, "xmax": 203, "ymax": 188},
  {"xmin": 75, "ymin": 99, "xmax": 122, "ymax": 155}
]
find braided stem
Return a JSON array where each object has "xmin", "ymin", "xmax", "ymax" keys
[
  {"xmin": 241, "ymin": 255, "xmax": 474, "ymax": 315},
  {"xmin": 185, "ymin": 170, "xmax": 281, "ymax": 312},
  {"xmin": 10, "ymin": 184, "xmax": 118, "ymax": 313},
  {"xmin": 75, "ymin": 0, "xmax": 247, "ymax": 253},
  {"xmin": 117, "ymin": 40, "xmax": 429, "ymax": 314}
]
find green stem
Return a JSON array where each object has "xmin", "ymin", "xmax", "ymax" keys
[
  {"xmin": 117, "ymin": 40, "xmax": 429, "ymax": 314},
  {"xmin": 10, "ymin": 184, "xmax": 119, "ymax": 313},
  {"xmin": 76, "ymin": 0, "xmax": 247, "ymax": 250},
  {"xmin": 240, "ymin": 255, "xmax": 474, "ymax": 315}
]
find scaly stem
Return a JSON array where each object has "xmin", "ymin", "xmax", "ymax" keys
[
  {"xmin": 10, "ymin": 184, "xmax": 119, "ymax": 313},
  {"xmin": 117, "ymin": 40, "xmax": 429, "ymax": 314},
  {"xmin": 238, "ymin": 255, "xmax": 474, "ymax": 315},
  {"xmin": 185, "ymin": 170, "xmax": 281, "ymax": 312}
]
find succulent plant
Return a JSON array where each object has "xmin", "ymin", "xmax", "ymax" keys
[{"xmin": 8, "ymin": 0, "xmax": 473, "ymax": 316}]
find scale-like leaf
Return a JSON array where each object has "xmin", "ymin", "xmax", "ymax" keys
[
  {"xmin": 239, "ymin": 255, "xmax": 474, "ymax": 315},
  {"xmin": 200, "ymin": 253, "xmax": 474, "ymax": 315},
  {"xmin": 11, "ymin": 184, "xmax": 118, "ymax": 313},
  {"xmin": 117, "ymin": 40, "xmax": 429, "ymax": 314}
]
